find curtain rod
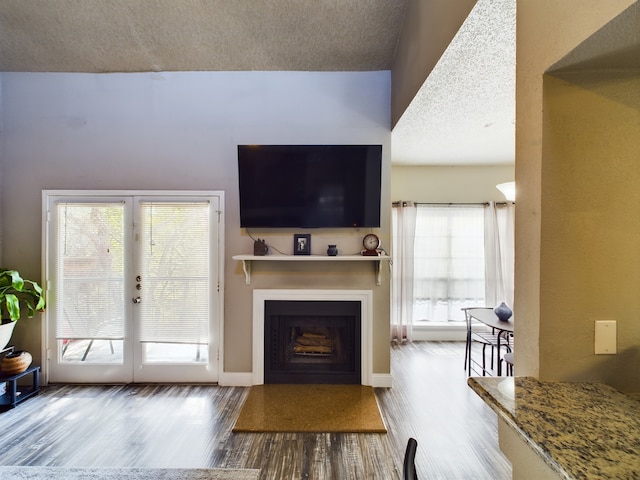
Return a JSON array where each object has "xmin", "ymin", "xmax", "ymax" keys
[{"xmin": 392, "ymin": 201, "xmax": 513, "ymax": 207}]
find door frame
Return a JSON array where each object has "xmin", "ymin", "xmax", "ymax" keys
[{"xmin": 41, "ymin": 190, "xmax": 225, "ymax": 385}]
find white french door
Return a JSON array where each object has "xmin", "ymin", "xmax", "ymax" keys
[{"xmin": 44, "ymin": 191, "xmax": 223, "ymax": 384}]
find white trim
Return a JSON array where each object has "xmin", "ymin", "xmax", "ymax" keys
[
  {"xmin": 371, "ymin": 373, "xmax": 393, "ymax": 388},
  {"xmin": 213, "ymin": 195, "xmax": 225, "ymax": 388},
  {"xmin": 42, "ymin": 189, "xmax": 219, "ymax": 197},
  {"xmin": 41, "ymin": 193, "xmax": 49, "ymax": 385},
  {"xmin": 252, "ymin": 289, "xmax": 374, "ymax": 386},
  {"xmin": 412, "ymin": 323, "xmax": 467, "ymax": 341}
]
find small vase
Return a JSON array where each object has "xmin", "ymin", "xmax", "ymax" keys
[
  {"xmin": 494, "ymin": 302, "xmax": 513, "ymax": 321},
  {"xmin": 327, "ymin": 245, "xmax": 338, "ymax": 256}
]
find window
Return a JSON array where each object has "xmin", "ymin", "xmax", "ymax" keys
[
  {"xmin": 392, "ymin": 201, "xmax": 514, "ymax": 336},
  {"xmin": 413, "ymin": 205, "xmax": 486, "ymax": 323}
]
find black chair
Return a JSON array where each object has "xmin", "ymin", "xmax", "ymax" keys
[
  {"xmin": 403, "ymin": 437, "xmax": 418, "ymax": 480},
  {"xmin": 501, "ymin": 351, "xmax": 514, "ymax": 376},
  {"xmin": 462, "ymin": 307, "xmax": 512, "ymax": 376}
]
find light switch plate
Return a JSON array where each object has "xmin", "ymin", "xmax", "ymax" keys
[{"xmin": 595, "ymin": 320, "xmax": 617, "ymax": 354}]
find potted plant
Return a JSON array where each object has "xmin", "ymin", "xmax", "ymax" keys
[{"xmin": 0, "ymin": 269, "xmax": 46, "ymax": 350}]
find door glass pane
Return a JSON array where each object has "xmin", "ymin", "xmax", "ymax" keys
[
  {"xmin": 139, "ymin": 202, "xmax": 210, "ymax": 364},
  {"xmin": 58, "ymin": 339, "xmax": 124, "ymax": 364},
  {"xmin": 143, "ymin": 343, "xmax": 208, "ymax": 363},
  {"xmin": 56, "ymin": 203, "xmax": 125, "ymax": 364}
]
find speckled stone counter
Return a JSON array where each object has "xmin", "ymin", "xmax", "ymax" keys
[{"xmin": 468, "ymin": 377, "xmax": 640, "ymax": 479}]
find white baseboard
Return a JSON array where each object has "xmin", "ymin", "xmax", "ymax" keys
[
  {"xmin": 371, "ymin": 373, "xmax": 393, "ymax": 388},
  {"xmin": 219, "ymin": 371, "xmax": 393, "ymax": 388},
  {"xmin": 412, "ymin": 323, "xmax": 466, "ymax": 341}
]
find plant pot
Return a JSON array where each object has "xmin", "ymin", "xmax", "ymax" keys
[
  {"xmin": 1, "ymin": 350, "xmax": 32, "ymax": 375},
  {"xmin": 0, "ymin": 321, "xmax": 17, "ymax": 350}
]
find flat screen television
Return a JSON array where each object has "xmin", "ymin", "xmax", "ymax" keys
[{"xmin": 238, "ymin": 144, "xmax": 382, "ymax": 228}]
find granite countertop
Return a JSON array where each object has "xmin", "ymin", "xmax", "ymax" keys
[{"xmin": 468, "ymin": 376, "xmax": 640, "ymax": 479}]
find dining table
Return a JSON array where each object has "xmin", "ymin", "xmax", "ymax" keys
[{"xmin": 467, "ymin": 308, "xmax": 514, "ymax": 376}]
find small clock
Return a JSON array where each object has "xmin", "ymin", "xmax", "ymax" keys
[{"xmin": 362, "ymin": 233, "xmax": 380, "ymax": 256}]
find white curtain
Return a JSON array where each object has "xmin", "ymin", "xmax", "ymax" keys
[
  {"xmin": 484, "ymin": 202, "xmax": 515, "ymax": 309},
  {"xmin": 413, "ymin": 205, "xmax": 486, "ymax": 322},
  {"xmin": 391, "ymin": 201, "xmax": 416, "ymax": 342},
  {"xmin": 392, "ymin": 202, "xmax": 515, "ymax": 331}
]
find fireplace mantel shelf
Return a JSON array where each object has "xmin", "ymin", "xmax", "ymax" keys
[{"xmin": 232, "ymin": 254, "xmax": 391, "ymax": 286}]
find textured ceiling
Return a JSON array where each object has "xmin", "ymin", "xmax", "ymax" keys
[
  {"xmin": 391, "ymin": 0, "xmax": 516, "ymax": 166},
  {"xmin": 0, "ymin": 0, "xmax": 517, "ymax": 166},
  {"xmin": 0, "ymin": 0, "xmax": 407, "ymax": 72},
  {"xmin": 4, "ymin": 2, "xmax": 636, "ymax": 167}
]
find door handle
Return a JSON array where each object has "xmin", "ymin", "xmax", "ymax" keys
[{"xmin": 132, "ymin": 297, "xmax": 142, "ymax": 304}]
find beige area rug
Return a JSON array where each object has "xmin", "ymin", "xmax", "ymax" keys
[
  {"xmin": 0, "ymin": 467, "xmax": 260, "ymax": 480},
  {"xmin": 232, "ymin": 384, "xmax": 387, "ymax": 433}
]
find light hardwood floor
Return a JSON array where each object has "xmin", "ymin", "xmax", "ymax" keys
[{"xmin": 0, "ymin": 342, "xmax": 511, "ymax": 479}]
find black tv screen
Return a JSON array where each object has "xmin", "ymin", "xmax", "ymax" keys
[{"xmin": 238, "ymin": 145, "xmax": 382, "ymax": 228}]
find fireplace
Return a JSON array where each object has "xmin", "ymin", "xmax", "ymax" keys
[
  {"xmin": 252, "ymin": 290, "xmax": 373, "ymax": 386},
  {"xmin": 264, "ymin": 300, "xmax": 361, "ymax": 384}
]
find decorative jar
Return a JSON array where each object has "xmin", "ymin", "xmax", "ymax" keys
[
  {"xmin": 327, "ymin": 245, "xmax": 338, "ymax": 256},
  {"xmin": 494, "ymin": 302, "xmax": 513, "ymax": 321}
]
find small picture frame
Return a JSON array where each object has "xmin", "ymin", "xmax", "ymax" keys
[{"xmin": 293, "ymin": 234, "xmax": 311, "ymax": 255}]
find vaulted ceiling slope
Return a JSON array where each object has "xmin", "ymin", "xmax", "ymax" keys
[
  {"xmin": 549, "ymin": 1, "xmax": 640, "ymax": 72},
  {"xmin": 392, "ymin": 0, "xmax": 516, "ymax": 165},
  {"xmin": 0, "ymin": 0, "xmax": 520, "ymax": 166},
  {"xmin": 0, "ymin": 0, "xmax": 407, "ymax": 72}
]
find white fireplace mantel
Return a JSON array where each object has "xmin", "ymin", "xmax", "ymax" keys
[{"xmin": 252, "ymin": 289, "xmax": 375, "ymax": 386}]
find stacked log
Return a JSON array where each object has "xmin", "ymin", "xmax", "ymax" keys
[{"xmin": 293, "ymin": 331, "xmax": 332, "ymax": 355}]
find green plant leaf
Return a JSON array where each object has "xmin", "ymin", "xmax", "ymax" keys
[
  {"xmin": 8, "ymin": 270, "xmax": 25, "ymax": 291},
  {"xmin": 5, "ymin": 293, "xmax": 20, "ymax": 321},
  {"xmin": 0, "ymin": 269, "xmax": 46, "ymax": 321}
]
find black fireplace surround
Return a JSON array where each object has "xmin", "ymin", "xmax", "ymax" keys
[{"xmin": 264, "ymin": 300, "xmax": 361, "ymax": 384}]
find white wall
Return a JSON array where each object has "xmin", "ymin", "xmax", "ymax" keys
[
  {"xmin": 0, "ymin": 71, "xmax": 392, "ymax": 376},
  {"xmin": 392, "ymin": 165, "xmax": 514, "ymax": 203},
  {"xmin": 515, "ymin": 0, "xmax": 636, "ymax": 386},
  {"xmin": 391, "ymin": 164, "xmax": 514, "ymax": 341}
]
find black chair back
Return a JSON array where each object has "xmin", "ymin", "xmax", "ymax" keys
[{"xmin": 403, "ymin": 437, "xmax": 418, "ymax": 480}]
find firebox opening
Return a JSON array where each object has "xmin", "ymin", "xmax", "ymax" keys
[{"xmin": 264, "ymin": 300, "xmax": 361, "ymax": 384}]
